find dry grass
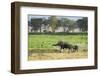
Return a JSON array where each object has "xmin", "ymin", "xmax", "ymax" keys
[{"xmin": 28, "ymin": 50, "xmax": 88, "ymax": 61}]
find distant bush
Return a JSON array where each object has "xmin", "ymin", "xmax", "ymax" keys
[
  {"xmin": 43, "ymin": 30, "xmax": 47, "ymax": 33},
  {"xmin": 28, "ymin": 32, "xmax": 87, "ymax": 35}
]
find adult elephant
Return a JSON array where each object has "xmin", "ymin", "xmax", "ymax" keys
[{"xmin": 52, "ymin": 41, "xmax": 78, "ymax": 53}]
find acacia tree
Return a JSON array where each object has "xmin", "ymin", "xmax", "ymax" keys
[
  {"xmin": 49, "ymin": 16, "xmax": 58, "ymax": 32},
  {"xmin": 31, "ymin": 18, "xmax": 43, "ymax": 32},
  {"xmin": 62, "ymin": 18, "xmax": 70, "ymax": 32},
  {"xmin": 67, "ymin": 20, "xmax": 77, "ymax": 32},
  {"xmin": 59, "ymin": 18, "xmax": 76, "ymax": 32},
  {"xmin": 82, "ymin": 17, "xmax": 88, "ymax": 31},
  {"xmin": 77, "ymin": 17, "xmax": 88, "ymax": 32},
  {"xmin": 42, "ymin": 17, "xmax": 49, "ymax": 32}
]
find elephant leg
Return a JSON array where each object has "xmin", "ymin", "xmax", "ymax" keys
[{"xmin": 61, "ymin": 49, "xmax": 64, "ymax": 52}]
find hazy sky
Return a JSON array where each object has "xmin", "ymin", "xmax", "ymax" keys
[{"xmin": 28, "ymin": 15, "xmax": 86, "ymax": 21}]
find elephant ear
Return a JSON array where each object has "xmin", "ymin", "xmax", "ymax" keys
[{"xmin": 59, "ymin": 41, "xmax": 64, "ymax": 45}]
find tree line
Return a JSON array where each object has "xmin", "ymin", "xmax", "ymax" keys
[{"xmin": 28, "ymin": 16, "xmax": 88, "ymax": 33}]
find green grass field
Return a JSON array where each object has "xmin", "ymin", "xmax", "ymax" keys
[{"xmin": 28, "ymin": 33, "xmax": 88, "ymax": 60}]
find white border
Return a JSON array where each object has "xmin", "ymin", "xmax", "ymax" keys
[{"xmin": 20, "ymin": 7, "xmax": 95, "ymax": 70}]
